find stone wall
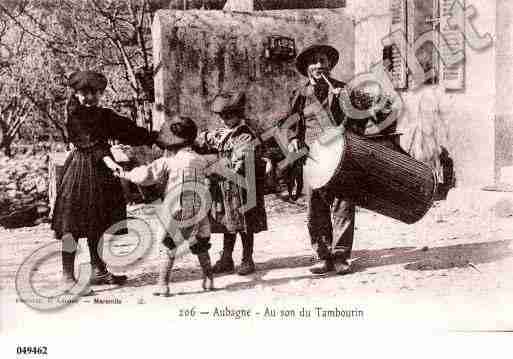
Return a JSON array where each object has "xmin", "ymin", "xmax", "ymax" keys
[
  {"xmin": 346, "ymin": 0, "xmax": 497, "ymax": 187},
  {"xmin": 152, "ymin": 9, "xmax": 354, "ymax": 132},
  {"xmin": 0, "ymin": 151, "xmax": 50, "ymax": 228},
  {"xmin": 168, "ymin": 0, "xmax": 347, "ymax": 11},
  {"xmin": 495, "ymin": 0, "xmax": 513, "ymax": 182}
]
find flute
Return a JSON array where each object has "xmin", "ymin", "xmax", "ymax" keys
[
  {"xmin": 321, "ymin": 73, "xmax": 349, "ymax": 99},
  {"xmin": 320, "ymin": 73, "xmax": 350, "ymax": 121},
  {"xmin": 320, "ymin": 73, "xmax": 335, "ymax": 92},
  {"xmin": 321, "ymin": 73, "xmax": 352, "ymax": 129}
]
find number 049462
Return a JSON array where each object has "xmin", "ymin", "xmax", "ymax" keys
[{"xmin": 16, "ymin": 346, "xmax": 48, "ymax": 355}]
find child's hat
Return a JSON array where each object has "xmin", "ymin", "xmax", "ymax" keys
[
  {"xmin": 210, "ymin": 91, "xmax": 245, "ymax": 114},
  {"xmin": 157, "ymin": 115, "xmax": 198, "ymax": 147}
]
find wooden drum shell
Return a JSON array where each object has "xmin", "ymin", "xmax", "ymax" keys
[{"xmin": 305, "ymin": 130, "xmax": 437, "ymax": 224}]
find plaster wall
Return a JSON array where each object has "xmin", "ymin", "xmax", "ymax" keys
[
  {"xmin": 152, "ymin": 9, "xmax": 354, "ymax": 132},
  {"xmin": 345, "ymin": 0, "xmax": 497, "ymax": 186}
]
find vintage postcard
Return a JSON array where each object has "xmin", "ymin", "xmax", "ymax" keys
[{"xmin": 1, "ymin": 0, "xmax": 512, "ymax": 357}]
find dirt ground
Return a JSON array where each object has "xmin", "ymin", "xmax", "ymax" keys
[{"xmin": 2, "ymin": 187, "xmax": 513, "ymax": 333}]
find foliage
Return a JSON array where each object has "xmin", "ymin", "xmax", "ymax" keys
[{"xmin": 0, "ymin": 0, "xmax": 168, "ymax": 155}]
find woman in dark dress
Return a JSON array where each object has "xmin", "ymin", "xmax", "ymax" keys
[
  {"xmin": 196, "ymin": 91, "xmax": 268, "ymax": 275},
  {"xmin": 52, "ymin": 70, "xmax": 157, "ymax": 287}
]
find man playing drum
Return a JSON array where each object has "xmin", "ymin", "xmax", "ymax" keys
[{"xmin": 282, "ymin": 44, "xmax": 394, "ymax": 275}]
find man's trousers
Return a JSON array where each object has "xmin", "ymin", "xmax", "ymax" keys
[{"xmin": 307, "ymin": 187, "xmax": 355, "ymax": 261}]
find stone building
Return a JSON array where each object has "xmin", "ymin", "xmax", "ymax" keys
[
  {"xmin": 168, "ymin": 1, "xmax": 346, "ymax": 10},
  {"xmin": 152, "ymin": 3, "xmax": 354, "ymax": 132},
  {"xmin": 153, "ymin": 0, "xmax": 507, "ymax": 187},
  {"xmin": 345, "ymin": 0, "xmax": 500, "ymax": 188}
]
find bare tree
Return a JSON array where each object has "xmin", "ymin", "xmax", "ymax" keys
[
  {"xmin": 0, "ymin": 91, "xmax": 34, "ymax": 156},
  {"xmin": 0, "ymin": 13, "xmax": 37, "ymax": 155},
  {"xmin": 0, "ymin": 0, "xmax": 162, "ymax": 135}
]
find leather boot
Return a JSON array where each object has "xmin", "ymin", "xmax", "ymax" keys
[
  {"xmin": 153, "ymin": 250, "xmax": 175, "ymax": 297},
  {"xmin": 89, "ymin": 266, "xmax": 128, "ymax": 285},
  {"xmin": 61, "ymin": 234, "xmax": 77, "ymax": 285},
  {"xmin": 309, "ymin": 258, "xmax": 335, "ymax": 275},
  {"xmin": 335, "ymin": 258, "xmax": 352, "ymax": 275},
  {"xmin": 212, "ymin": 234, "xmax": 236, "ymax": 274},
  {"xmin": 61, "ymin": 236, "xmax": 94, "ymax": 296},
  {"xmin": 87, "ymin": 236, "xmax": 127, "ymax": 285},
  {"xmin": 197, "ymin": 252, "xmax": 214, "ymax": 291},
  {"xmin": 238, "ymin": 233, "xmax": 255, "ymax": 276},
  {"xmin": 238, "ymin": 259, "xmax": 255, "ymax": 276},
  {"xmin": 61, "ymin": 251, "xmax": 76, "ymax": 286}
]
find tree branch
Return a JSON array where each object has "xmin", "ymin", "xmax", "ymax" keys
[{"xmin": 0, "ymin": 2, "xmax": 97, "ymax": 59}]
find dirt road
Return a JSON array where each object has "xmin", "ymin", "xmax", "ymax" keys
[{"xmin": 2, "ymin": 188, "xmax": 513, "ymax": 332}]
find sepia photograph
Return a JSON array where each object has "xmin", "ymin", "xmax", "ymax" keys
[{"xmin": 0, "ymin": 0, "xmax": 511, "ymax": 357}]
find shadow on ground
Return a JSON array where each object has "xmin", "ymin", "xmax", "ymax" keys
[
  {"xmin": 97, "ymin": 239, "xmax": 512, "ymax": 296},
  {"xmin": 351, "ymin": 239, "xmax": 512, "ymax": 272}
]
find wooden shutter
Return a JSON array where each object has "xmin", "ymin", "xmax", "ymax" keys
[
  {"xmin": 408, "ymin": 0, "xmax": 439, "ymax": 87},
  {"xmin": 390, "ymin": 0, "xmax": 408, "ymax": 89},
  {"xmin": 382, "ymin": 45, "xmax": 394, "ymax": 73},
  {"xmin": 440, "ymin": 0, "xmax": 465, "ymax": 90}
]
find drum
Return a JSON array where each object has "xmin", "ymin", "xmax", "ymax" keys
[{"xmin": 304, "ymin": 128, "xmax": 437, "ymax": 224}]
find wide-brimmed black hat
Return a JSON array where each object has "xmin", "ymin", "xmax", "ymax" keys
[
  {"xmin": 295, "ymin": 45, "xmax": 339, "ymax": 77},
  {"xmin": 68, "ymin": 70, "xmax": 108, "ymax": 92},
  {"xmin": 210, "ymin": 91, "xmax": 245, "ymax": 114}
]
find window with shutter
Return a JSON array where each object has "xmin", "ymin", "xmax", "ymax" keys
[
  {"xmin": 386, "ymin": 0, "xmax": 466, "ymax": 90},
  {"xmin": 440, "ymin": 0, "xmax": 465, "ymax": 90},
  {"xmin": 390, "ymin": 0, "xmax": 408, "ymax": 89},
  {"xmin": 408, "ymin": 0, "xmax": 439, "ymax": 86}
]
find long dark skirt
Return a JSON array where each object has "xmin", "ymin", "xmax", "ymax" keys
[{"xmin": 51, "ymin": 149, "xmax": 126, "ymax": 240}]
